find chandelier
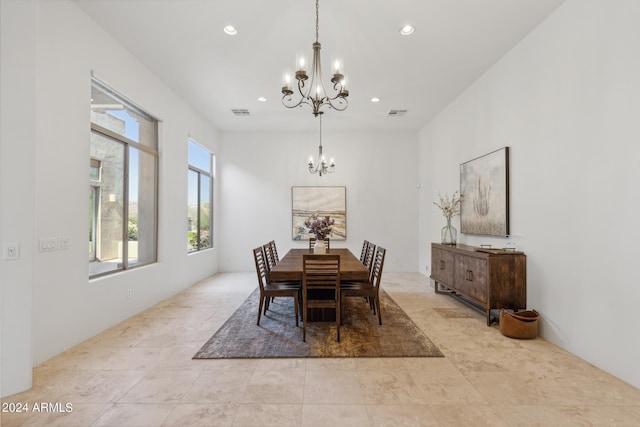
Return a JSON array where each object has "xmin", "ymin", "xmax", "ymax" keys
[
  {"xmin": 308, "ymin": 114, "xmax": 334, "ymax": 176},
  {"xmin": 281, "ymin": 0, "xmax": 349, "ymax": 117}
]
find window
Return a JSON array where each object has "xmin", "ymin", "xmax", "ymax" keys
[
  {"xmin": 188, "ymin": 139, "xmax": 214, "ymax": 252},
  {"xmin": 89, "ymin": 78, "xmax": 158, "ymax": 277}
]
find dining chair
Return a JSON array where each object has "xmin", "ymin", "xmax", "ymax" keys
[
  {"xmin": 253, "ymin": 247, "xmax": 300, "ymax": 327},
  {"xmin": 302, "ymin": 254, "xmax": 341, "ymax": 342},
  {"xmin": 359, "ymin": 240, "xmax": 370, "ymax": 263},
  {"xmin": 341, "ymin": 246, "xmax": 386, "ymax": 325},
  {"xmin": 363, "ymin": 242, "xmax": 376, "ymax": 279},
  {"xmin": 308, "ymin": 237, "xmax": 330, "ymax": 250},
  {"xmin": 269, "ymin": 240, "xmax": 280, "ymax": 263},
  {"xmin": 263, "ymin": 242, "xmax": 277, "ymax": 271},
  {"xmin": 263, "ymin": 242, "xmax": 294, "ymax": 282}
]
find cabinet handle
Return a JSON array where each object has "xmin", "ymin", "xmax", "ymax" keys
[
  {"xmin": 466, "ymin": 270, "xmax": 473, "ymax": 281},
  {"xmin": 439, "ymin": 260, "xmax": 445, "ymax": 270}
]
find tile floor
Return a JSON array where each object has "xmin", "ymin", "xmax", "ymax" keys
[{"xmin": 2, "ymin": 272, "xmax": 640, "ymax": 426}]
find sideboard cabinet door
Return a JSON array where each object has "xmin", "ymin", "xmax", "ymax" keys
[
  {"xmin": 431, "ymin": 245, "xmax": 454, "ymax": 285},
  {"xmin": 454, "ymin": 255, "xmax": 488, "ymax": 304}
]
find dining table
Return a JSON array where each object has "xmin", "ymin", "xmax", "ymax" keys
[
  {"xmin": 269, "ymin": 248, "xmax": 370, "ymax": 322},
  {"xmin": 269, "ymin": 248, "xmax": 370, "ymax": 283}
]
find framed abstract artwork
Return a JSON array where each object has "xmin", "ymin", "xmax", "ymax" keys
[
  {"xmin": 292, "ymin": 186, "xmax": 346, "ymax": 240},
  {"xmin": 460, "ymin": 147, "xmax": 509, "ymax": 237}
]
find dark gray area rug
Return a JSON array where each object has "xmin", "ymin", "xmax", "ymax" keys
[{"xmin": 193, "ymin": 288, "xmax": 444, "ymax": 359}]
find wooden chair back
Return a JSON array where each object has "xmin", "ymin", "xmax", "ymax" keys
[
  {"xmin": 371, "ymin": 246, "xmax": 386, "ymax": 292},
  {"xmin": 253, "ymin": 247, "xmax": 268, "ymax": 292},
  {"xmin": 263, "ymin": 243, "xmax": 277, "ymax": 275},
  {"xmin": 302, "ymin": 254, "xmax": 341, "ymax": 342},
  {"xmin": 308, "ymin": 237, "xmax": 330, "ymax": 250},
  {"xmin": 269, "ymin": 240, "xmax": 279, "ymax": 263},
  {"xmin": 360, "ymin": 240, "xmax": 370, "ymax": 263},
  {"xmin": 363, "ymin": 243, "xmax": 376, "ymax": 278}
]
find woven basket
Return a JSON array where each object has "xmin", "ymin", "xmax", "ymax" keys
[{"xmin": 499, "ymin": 309, "xmax": 539, "ymax": 339}]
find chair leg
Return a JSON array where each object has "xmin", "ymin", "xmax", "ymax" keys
[
  {"xmin": 375, "ymin": 297, "xmax": 382, "ymax": 325},
  {"xmin": 293, "ymin": 293, "xmax": 299, "ymax": 327},
  {"xmin": 336, "ymin": 294, "xmax": 341, "ymax": 342},
  {"xmin": 257, "ymin": 296, "xmax": 264, "ymax": 325},
  {"xmin": 302, "ymin": 295, "xmax": 307, "ymax": 342}
]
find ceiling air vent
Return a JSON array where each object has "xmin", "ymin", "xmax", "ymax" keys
[
  {"xmin": 231, "ymin": 109, "xmax": 250, "ymax": 116},
  {"xmin": 388, "ymin": 109, "xmax": 408, "ymax": 117}
]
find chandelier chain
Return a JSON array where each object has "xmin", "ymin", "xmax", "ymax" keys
[{"xmin": 315, "ymin": 0, "xmax": 320, "ymax": 43}]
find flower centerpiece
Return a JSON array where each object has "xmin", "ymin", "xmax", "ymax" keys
[
  {"xmin": 434, "ymin": 191, "xmax": 462, "ymax": 245},
  {"xmin": 304, "ymin": 215, "xmax": 334, "ymax": 253}
]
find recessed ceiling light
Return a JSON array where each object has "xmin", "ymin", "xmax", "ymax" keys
[
  {"xmin": 399, "ymin": 24, "xmax": 415, "ymax": 36},
  {"xmin": 258, "ymin": 97, "xmax": 267, "ymax": 102},
  {"xmin": 371, "ymin": 97, "xmax": 381, "ymax": 103},
  {"xmin": 223, "ymin": 25, "xmax": 237, "ymax": 36}
]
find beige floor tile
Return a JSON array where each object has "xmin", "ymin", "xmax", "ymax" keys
[
  {"xmin": 118, "ymin": 370, "xmax": 200, "ymax": 404},
  {"xmin": 92, "ymin": 403, "xmax": 174, "ymax": 426},
  {"xmin": 493, "ymin": 404, "xmax": 640, "ymax": 427},
  {"xmin": 231, "ymin": 403, "xmax": 301, "ymax": 426},
  {"xmin": 181, "ymin": 370, "xmax": 253, "ymax": 404},
  {"xmin": 429, "ymin": 404, "xmax": 509, "ymax": 426},
  {"xmin": 162, "ymin": 403, "xmax": 238, "ymax": 427},
  {"xmin": 357, "ymin": 370, "xmax": 425, "ymax": 405},
  {"xmin": 304, "ymin": 368, "xmax": 366, "ymax": 404},
  {"xmin": 365, "ymin": 404, "xmax": 439, "ymax": 426},
  {"xmin": 301, "ymin": 404, "xmax": 370, "ymax": 427},
  {"xmin": 254, "ymin": 358, "xmax": 307, "ymax": 371},
  {"xmin": 463, "ymin": 371, "xmax": 549, "ymax": 406},
  {"xmin": 243, "ymin": 370, "xmax": 305, "ymax": 404},
  {"xmin": 199, "ymin": 358, "xmax": 259, "ymax": 372},
  {"xmin": 0, "ymin": 403, "xmax": 110, "ymax": 427},
  {"xmin": 304, "ymin": 357, "xmax": 355, "ymax": 370},
  {"xmin": 409, "ymin": 362, "xmax": 487, "ymax": 405},
  {"xmin": 35, "ymin": 346, "xmax": 125, "ymax": 371},
  {"xmin": 56, "ymin": 370, "xmax": 146, "ymax": 404}
]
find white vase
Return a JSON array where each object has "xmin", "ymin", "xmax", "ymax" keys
[{"xmin": 313, "ymin": 239, "xmax": 326, "ymax": 254}]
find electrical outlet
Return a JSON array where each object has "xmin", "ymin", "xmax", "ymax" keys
[
  {"xmin": 127, "ymin": 288, "xmax": 132, "ymax": 298},
  {"xmin": 3, "ymin": 243, "xmax": 20, "ymax": 260}
]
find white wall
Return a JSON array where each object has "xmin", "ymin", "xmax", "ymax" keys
[
  {"xmin": 219, "ymin": 130, "xmax": 419, "ymax": 273},
  {"xmin": 419, "ymin": 0, "xmax": 640, "ymax": 389},
  {"xmin": 0, "ymin": 0, "xmax": 38, "ymax": 397},
  {"xmin": 1, "ymin": 0, "xmax": 220, "ymax": 396}
]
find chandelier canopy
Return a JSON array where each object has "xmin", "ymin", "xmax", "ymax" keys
[
  {"xmin": 308, "ymin": 113, "xmax": 334, "ymax": 176},
  {"xmin": 281, "ymin": 0, "xmax": 349, "ymax": 117}
]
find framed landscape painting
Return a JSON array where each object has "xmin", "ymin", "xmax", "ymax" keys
[
  {"xmin": 460, "ymin": 147, "xmax": 509, "ymax": 237},
  {"xmin": 292, "ymin": 186, "xmax": 346, "ymax": 240}
]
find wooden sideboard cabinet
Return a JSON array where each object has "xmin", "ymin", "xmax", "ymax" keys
[{"xmin": 430, "ymin": 243, "xmax": 526, "ymax": 325}]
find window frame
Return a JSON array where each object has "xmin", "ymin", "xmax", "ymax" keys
[
  {"xmin": 187, "ymin": 138, "xmax": 214, "ymax": 253},
  {"xmin": 89, "ymin": 78, "xmax": 159, "ymax": 279}
]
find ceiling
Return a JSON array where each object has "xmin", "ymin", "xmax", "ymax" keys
[{"xmin": 74, "ymin": 0, "xmax": 565, "ymax": 133}]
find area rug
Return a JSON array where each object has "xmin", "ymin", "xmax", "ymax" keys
[{"xmin": 193, "ymin": 288, "xmax": 443, "ymax": 359}]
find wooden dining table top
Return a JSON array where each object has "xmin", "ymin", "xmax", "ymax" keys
[{"xmin": 270, "ymin": 248, "xmax": 370, "ymax": 282}]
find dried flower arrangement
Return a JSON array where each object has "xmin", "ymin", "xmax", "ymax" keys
[
  {"xmin": 433, "ymin": 191, "xmax": 463, "ymax": 221},
  {"xmin": 304, "ymin": 215, "xmax": 334, "ymax": 239}
]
